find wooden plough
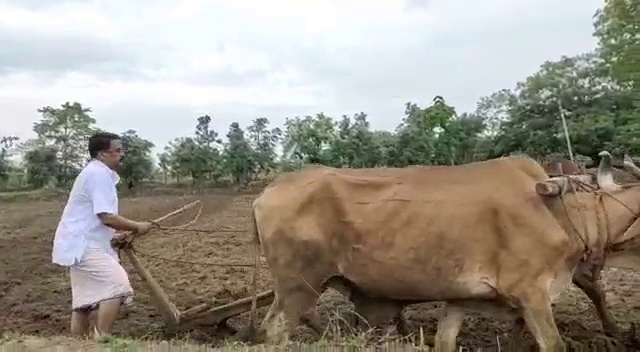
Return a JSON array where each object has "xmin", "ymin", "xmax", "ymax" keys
[{"xmin": 114, "ymin": 200, "xmax": 275, "ymax": 332}]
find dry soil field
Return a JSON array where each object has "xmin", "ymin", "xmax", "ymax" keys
[{"xmin": 1, "ymin": 187, "xmax": 639, "ymax": 350}]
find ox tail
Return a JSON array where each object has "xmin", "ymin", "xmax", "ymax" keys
[{"xmin": 248, "ymin": 209, "xmax": 261, "ymax": 336}]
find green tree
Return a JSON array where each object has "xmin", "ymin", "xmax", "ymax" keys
[
  {"xmin": 492, "ymin": 53, "xmax": 635, "ymax": 162},
  {"xmin": 164, "ymin": 137, "xmax": 200, "ymax": 184},
  {"xmin": 246, "ymin": 117, "xmax": 282, "ymax": 177},
  {"xmin": 31, "ymin": 102, "xmax": 98, "ymax": 186},
  {"xmin": 158, "ymin": 152, "xmax": 170, "ymax": 184},
  {"xmin": 329, "ymin": 113, "xmax": 379, "ymax": 168},
  {"xmin": 194, "ymin": 114, "xmax": 223, "ymax": 181},
  {"xmin": 23, "ymin": 146, "xmax": 58, "ymax": 188},
  {"xmin": 392, "ymin": 97, "xmax": 445, "ymax": 166},
  {"xmin": 118, "ymin": 130, "xmax": 155, "ymax": 191},
  {"xmin": 164, "ymin": 115, "xmax": 224, "ymax": 188},
  {"xmin": 0, "ymin": 136, "xmax": 19, "ymax": 185},
  {"xmin": 593, "ymin": 0, "xmax": 640, "ymax": 89},
  {"xmin": 223, "ymin": 122, "xmax": 256, "ymax": 185},
  {"xmin": 282, "ymin": 113, "xmax": 336, "ymax": 165},
  {"xmin": 370, "ymin": 130, "xmax": 398, "ymax": 167}
]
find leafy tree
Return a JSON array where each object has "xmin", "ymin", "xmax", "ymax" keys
[
  {"xmin": 194, "ymin": 114, "xmax": 223, "ymax": 181},
  {"xmin": 0, "ymin": 136, "xmax": 19, "ymax": 184},
  {"xmin": 223, "ymin": 122, "xmax": 255, "ymax": 185},
  {"xmin": 158, "ymin": 152, "xmax": 170, "ymax": 184},
  {"xmin": 392, "ymin": 98, "xmax": 447, "ymax": 166},
  {"xmin": 164, "ymin": 137, "xmax": 200, "ymax": 183},
  {"xmin": 593, "ymin": 0, "xmax": 640, "ymax": 89},
  {"xmin": 163, "ymin": 116, "xmax": 224, "ymax": 187},
  {"xmin": 118, "ymin": 130, "xmax": 155, "ymax": 190},
  {"xmin": 282, "ymin": 113, "xmax": 336, "ymax": 164},
  {"xmin": 32, "ymin": 102, "xmax": 97, "ymax": 186},
  {"xmin": 491, "ymin": 53, "xmax": 637, "ymax": 162},
  {"xmin": 474, "ymin": 89, "xmax": 516, "ymax": 137},
  {"xmin": 329, "ymin": 113, "xmax": 379, "ymax": 168},
  {"xmin": 23, "ymin": 146, "xmax": 58, "ymax": 188},
  {"xmin": 246, "ymin": 117, "xmax": 282, "ymax": 177},
  {"xmin": 370, "ymin": 130, "xmax": 398, "ymax": 167}
]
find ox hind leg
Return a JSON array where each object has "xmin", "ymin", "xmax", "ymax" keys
[
  {"xmin": 434, "ymin": 303, "xmax": 466, "ymax": 352},
  {"xmin": 260, "ymin": 275, "xmax": 325, "ymax": 344},
  {"xmin": 350, "ymin": 292, "xmax": 407, "ymax": 336},
  {"xmin": 325, "ymin": 276, "xmax": 408, "ymax": 336}
]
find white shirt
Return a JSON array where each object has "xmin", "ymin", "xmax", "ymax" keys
[{"xmin": 51, "ymin": 159, "xmax": 121, "ymax": 266}]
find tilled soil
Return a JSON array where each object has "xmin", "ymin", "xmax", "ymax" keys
[{"xmin": 1, "ymin": 190, "xmax": 639, "ymax": 350}]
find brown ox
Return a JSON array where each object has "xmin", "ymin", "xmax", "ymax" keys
[
  {"xmin": 250, "ymin": 162, "xmax": 630, "ymax": 341},
  {"xmin": 312, "ymin": 158, "xmax": 626, "ymax": 340},
  {"xmin": 247, "ymin": 152, "xmax": 640, "ymax": 351},
  {"xmin": 344, "ymin": 156, "xmax": 632, "ymax": 340}
]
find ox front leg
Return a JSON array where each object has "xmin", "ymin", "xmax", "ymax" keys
[
  {"xmin": 434, "ymin": 303, "xmax": 465, "ymax": 352},
  {"xmin": 518, "ymin": 289, "xmax": 565, "ymax": 352},
  {"xmin": 572, "ymin": 263, "xmax": 620, "ymax": 338}
]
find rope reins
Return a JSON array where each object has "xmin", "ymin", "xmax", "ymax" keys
[
  {"xmin": 130, "ymin": 247, "xmax": 268, "ymax": 268},
  {"xmin": 117, "ymin": 201, "xmax": 263, "ymax": 268}
]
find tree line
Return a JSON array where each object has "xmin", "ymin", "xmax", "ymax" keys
[{"xmin": 0, "ymin": 0, "xmax": 637, "ymax": 191}]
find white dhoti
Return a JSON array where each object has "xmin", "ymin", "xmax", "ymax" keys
[{"xmin": 69, "ymin": 246, "xmax": 134, "ymax": 312}]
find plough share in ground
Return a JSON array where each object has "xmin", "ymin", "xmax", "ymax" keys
[{"xmin": 112, "ymin": 200, "xmax": 276, "ymax": 333}]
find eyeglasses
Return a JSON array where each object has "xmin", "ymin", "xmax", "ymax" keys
[{"xmin": 104, "ymin": 148, "xmax": 125, "ymax": 155}]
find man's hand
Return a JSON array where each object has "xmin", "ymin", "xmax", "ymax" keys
[
  {"xmin": 111, "ymin": 221, "xmax": 158, "ymax": 249},
  {"xmin": 111, "ymin": 232, "xmax": 131, "ymax": 248},
  {"xmin": 134, "ymin": 221, "xmax": 157, "ymax": 234}
]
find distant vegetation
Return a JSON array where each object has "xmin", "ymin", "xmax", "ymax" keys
[{"xmin": 1, "ymin": 0, "xmax": 637, "ymax": 195}]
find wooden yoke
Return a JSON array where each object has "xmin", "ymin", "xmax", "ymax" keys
[{"xmin": 535, "ymin": 175, "xmax": 593, "ymax": 196}]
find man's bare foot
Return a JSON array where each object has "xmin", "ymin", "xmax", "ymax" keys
[{"xmin": 93, "ymin": 327, "xmax": 114, "ymax": 343}]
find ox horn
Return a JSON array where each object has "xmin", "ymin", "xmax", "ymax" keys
[
  {"xmin": 596, "ymin": 151, "xmax": 621, "ymax": 191},
  {"xmin": 623, "ymin": 154, "xmax": 640, "ymax": 179}
]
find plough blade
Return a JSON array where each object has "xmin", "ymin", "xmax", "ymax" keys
[{"xmin": 182, "ymin": 290, "xmax": 275, "ymax": 326}]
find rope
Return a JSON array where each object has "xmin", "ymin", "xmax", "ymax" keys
[
  {"xmin": 152, "ymin": 200, "xmax": 204, "ymax": 230},
  {"xmin": 556, "ymin": 176, "xmax": 640, "ymax": 260},
  {"xmin": 155, "ymin": 227, "xmax": 246, "ymax": 233},
  {"xmin": 119, "ymin": 199, "xmax": 268, "ymax": 268},
  {"xmin": 132, "ymin": 247, "xmax": 268, "ymax": 268}
]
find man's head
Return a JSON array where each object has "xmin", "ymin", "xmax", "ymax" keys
[{"xmin": 88, "ymin": 132, "xmax": 123, "ymax": 170}]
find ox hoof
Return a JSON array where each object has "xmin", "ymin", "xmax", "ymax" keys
[{"xmin": 235, "ymin": 325, "xmax": 257, "ymax": 344}]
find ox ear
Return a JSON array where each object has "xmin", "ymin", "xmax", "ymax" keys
[
  {"xmin": 623, "ymin": 154, "xmax": 640, "ymax": 179},
  {"xmin": 596, "ymin": 151, "xmax": 621, "ymax": 192}
]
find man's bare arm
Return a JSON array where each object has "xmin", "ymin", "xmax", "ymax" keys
[{"xmin": 98, "ymin": 213, "xmax": 144, "ymax": 232}]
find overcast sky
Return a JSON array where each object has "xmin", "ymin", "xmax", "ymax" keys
[{"xmin": 0, "ymin": 0, "xmax": 603, "ymax": 156}]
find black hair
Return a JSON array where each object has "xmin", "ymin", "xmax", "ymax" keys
[{"xmin": 88, "ymin": 132, "xmax": 121, "ymax": 158}]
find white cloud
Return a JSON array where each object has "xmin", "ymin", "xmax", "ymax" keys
[{"xmin": 0, "ymin": 0, "xmax": 603, "ymax": 157}]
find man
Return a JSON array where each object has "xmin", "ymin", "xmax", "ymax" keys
[{"xmin": 51, "ymin": 132, "xmax": 155, "ymax": 339}]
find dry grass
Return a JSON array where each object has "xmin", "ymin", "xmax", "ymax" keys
[
  {"xmin": 0, "ymin": 308, "xmax": 442, "ymax": 351},
  {"xmin": 0, "ymin": 332, "xmax": 439, "ymax": 352}
]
